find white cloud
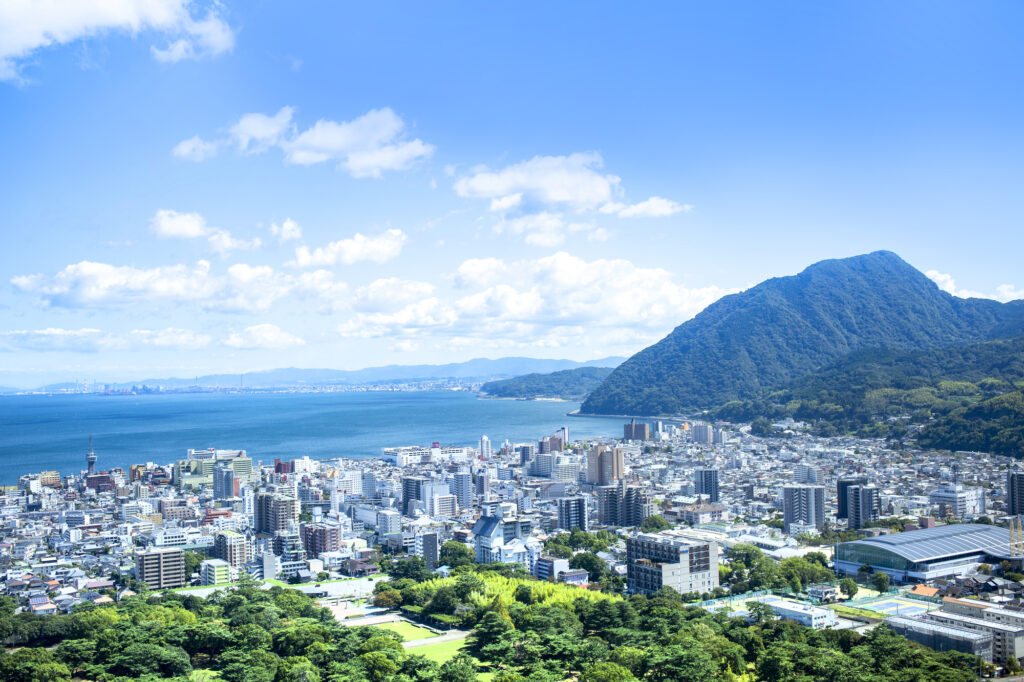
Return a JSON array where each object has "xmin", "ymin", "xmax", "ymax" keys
[
  {"xmin": 0, "ymin": 327, "xmax": 211, "ymax": 352},
  {"xmin": 455, "ymin": 152, "xmax": 619, "ymax": 208},
  {"xmin": 337, "ymin": 251, "xmax": 733, "ymax": 350},
  {"xmin": 230, "ymin": 106, "xmax": 295, "ymax": 153},
  {"xmin": 0, "ymin": 0, "xmax": 234, "ymax": 81},
  {"xmin": 149, "ymin": 209, "xmax": 260, "ymax": 254},
  {"xmin": 151, "ymin": 209, "xmax": 209, "ymax": 238},
  {"xmin": 390, "ymin": 339, "xmax": 419, "ymax": 352},
  {"xmin": 224, "ymin": 324, "xmax": 305, "ymax": 350},
  {"xmin": 207, "ymin": 230, "xmax": 261, "ymax": 255},
  {"xmin": 494, "ymin": 212, "xmax": 605, "ymax": 247},
  {"xmin": 489, "ymin": 193, "xmax": 522, "ymax": 212},
  {"xmin": 271, "ymin": 218, "xmax": 302, "ymax": 242},
  {"xmin": 178, "ymin": 106, "xmax": 433, "ymax": 178},
  {"xmin": 452, "ymin": 257, "xmax": 506, "ymax": 289},
  {"xmin": 354, "ymin": 278, "xmax": 435, "ymax": 312},
  {"xmin": 927, "ymin": 270, "xmax": 1024, "ymax": 302},
  {"xmin": 600, "ymin": 196, "xmax": 692, "ymax": 218},
  {"xmin": 172, "ymin": 135, "xmax": 219, "ymax": 162},
  {"xmin": 290, "ymin": 229, "xmax": 406, "ymax": 267}
]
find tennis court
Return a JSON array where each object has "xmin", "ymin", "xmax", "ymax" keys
[{"xmin": 855, "ymin": 596, "xmax": 932, "ymax": 617}]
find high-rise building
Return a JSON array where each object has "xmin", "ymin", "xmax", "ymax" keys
[
  {"xmin": 783, "ymin": 485, "xmax": 825, "ymax": 534},
  {"xmin": 212, "ymin": 464, "xmax": 237, "ymax": 500},
  {"xmin": 401, "ymin": 475, "xmax": 430, "ymax": 514},
  {"xmin": 135, "ymin": 547, "xmax": 186, "ymax": 589},
  {"xmin": 213, "ymin": 530, "xmax": 251, "ymax": 567},
  {"xmin": 428, "ymin": 493, "xmax": 458, "ymax": 517},
  {"xmin": 479, "ymin": 435, "xmax": 492, "ymax": 459},
  {"xmin": 586, "ymin": 446, "xmax": 624, "ymax": 485},
  {"xmin": 557, "ymin": 496, "xmax": 590, "ymax": 531},
  {"xmin": 598, "ymin": 482, "xmax": 654, "ymax": 527},
  {"xmin": 623, "ymin": 419, "xmax": 651, "ymax": 441},
  {"xmin": 300, "ymin": 523, "xmax": 341, "ymax": 558},
  {"xmin": 626, "ymin": 531, "xmax": 719, "ymax": 595},
  {"xmin": 377, "ymin": 509, "xmax": 401, "ymax": 535},
  {"xmin": 475, "ymin": 472, "xmax": 491, "ymax": 501},
  {"xmin": 452, "ymin": 471, "xmax": 472, "ymax": 509},
  {"xmin": 419, "ymin": 532, "xmax": 439, "ymax": 569},
  {"xmin": 837, "ymin": 477, "xmax": 868, "ymax": 520},
  {"xmin": 694, "ymin": 468, "xmax": 720, "ymax": 503},
  {"xmin": 847, "ymin": 485, "xmax": 881, "ymax": 530},
  {"xmin": 254, "ymin": 493, "xmax": 300, "ymax": 534},
  {"xmin": 518, "ymin": 444, "xmax": 535, "ymax": 467},
  {"xmin": 1009, "ymin": 471, "xmax": 1024, "ymax": 516},
  {"xmin": 86, "ymin": 436, "xmax": 97, "ymax": 476},
  {"xmin": 795, "ymin": 464, "xmax": 824, "ymax": 485},
  {"xmin": 691, "ymin": 423, "xmax": 714, "ymax": 444}
]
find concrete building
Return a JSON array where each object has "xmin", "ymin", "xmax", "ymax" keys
[
  {"xmin": 929, "ymin": 482, "xmax": 986, "ymax": 519},
  {"xmin": 254, "ymin": 493, "xmax": 299, "ymax": 534},
  {"xmin": 135, "ymin": 546, "xmax": 186, "ymax": 589},
  {"xmin": 1008, "ymin": 471, "xmax": 1024, "ymax": 517},
  {"xmin": 837, "ymin": 477, "xmax": 868, "ymax": 520},
  {"xmin": 623, "ymin": 419, "xmax": 650, "ymax": 441},
  {"xmin": 847, "ymin": 484, "xmax": 881, "ymax": 530},
  {"xmin": 213, "ymin": 530, "xmax": 251, "ymax": 568},
  {"xmin": 557, "ymin": 496, "xmax": 590, "ymax": 531},
  {"xmin": 765, "ymin": 600, "xmax": 837, "ymax": 629},
  {"xmin": 300, "ymin": 523, "xmax": 341, "ymax": 558},
  {"xmin": 534, "ymin": 556, "xmax": 570, "ymax": 581},
  {"xmin": 782, "ymin": 485, "xmax": 824, "ymax": 534},
  {"xmin": 925, "ymin": 610, "xmax": 1024, "ymax": 665},
  {"xmin": 887, "ymin": 615, "xmax": 993, "ymax": 662},
  {"xmin": 200, "ymin": 559, "xmax": 231, "ymax": 586},
  {"xmin": 694, "ymin": 468, "xmax": 720, "ymax": 503},
  {"xmin": 626, "ymin": 531, "xmax": 719, "ymax": 596}
]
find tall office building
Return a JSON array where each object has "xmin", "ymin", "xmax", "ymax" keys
[
  {"xmin": 300, "ymin": 523, "xmax": 341, "ymax": 558},
  {"xmin": 212, "ymin": 464, "xmax": 237, "ymax": 500},
  {"xmin": 1009, "ymin": 471, "xmax": 1024, "ymax": 516},
  {"xmin": 557, "ymin": 496, "xmax": 590, "ymax": 531},
  {"xmin": 213, "ymin": 530, "xmax": 251, "ymax": 567},
  {"xmin": 476, "ymin": 472, "xmax": 491, "ymax": 501},
  {"xmin": 691, "ymin": 423, "xmax": 714, "ymax": 444},
  {"xmin": 362, "ymin": 471, "xmax": 377, "ymax": 497},
  {"xmin": 587, "ymin": 446, "xmax": 624, "ymax": 485},
  {"xmin": 598, "ymin": 482, "xmax": 655, "ymax": 527},
  {"xmin": 782, "ymin": 485, "xmax": 825, "ymax": 534},
  {"xmin": 847, "ymin": 485, "xmax": 881, "ymax": 530},
  {"xmin": 837, "ymin": 477, "xmax": 868, "ymax": 520},
  {"xmin": 420, "ymin": 532, "xmax": 439, "ymax": 569},
  {"xmin": 254, "ymin": 493, "xmax": 300, "ymax": 534},
  {"xmin": 401, "ymin": 475, "xmax": 430, "ymax": 514},
  {"xmin": 623, "ymin": 419, "xmax": 651, "ymax": 441},
  {"xmin": 479, "ymin": 435, "xmax": 492, "ymax": 459},
  {"xmin": 135, "ymin": 547, "xmax": 186, "ymax": 589},
  {"xmin": 694, "ymin": 468, "xmax": 720, "ymax": 503},
  {"xmin": 626, "ymin": 532, "xmax": 719, "ymax": 595},
  {"xmin": 452, "ymin": 471, "xmax": 472, "ymax": 509},
  {"xmin": 517, "ymin": 445, "xmax": 535, "ymax": 467}
]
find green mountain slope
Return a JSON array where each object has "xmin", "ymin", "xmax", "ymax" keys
[
  {"xmin": 918, "ymin": 390, "xmax": 1024, "ymax": 457},
  {"xmin": 713, "ymin": 337, "xmax": 1024, "ymax": 438},
  {"xmin": 581, "ymin": 251, "xmax": 1024, "ymax": 416},
  {"xmin": 480, "ymin": 366, "xmax": 616, "ymax": 399}
]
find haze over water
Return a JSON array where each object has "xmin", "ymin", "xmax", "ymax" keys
[{"xmin": 0, "ymin": 391, "xmax": 625, "ymax": 484}]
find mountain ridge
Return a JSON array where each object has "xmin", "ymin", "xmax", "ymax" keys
[{"xmin": 580, "ymin": 251, "xmax": 1024, "ymax": 416}]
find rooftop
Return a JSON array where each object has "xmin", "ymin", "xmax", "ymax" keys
[{"xmin": 841, "ymin": 524, "xmax": 1017, "ymax": 563}]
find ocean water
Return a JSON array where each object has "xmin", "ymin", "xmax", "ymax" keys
[{"xmin": 0, "ymin": 391, "xmax": 625, "ymax": 484}]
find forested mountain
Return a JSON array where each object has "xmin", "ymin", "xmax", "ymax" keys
[
  {"xmin": 581, "ymin": 251, "xmax": 1024, "ymax": 416},
  {"xmin": 918, "ymin": 390, "xmax": 1024, "ymax": 457},
  {"xmin": 712, "ymin": 337, "xmax": 1024, "ymax": 439},
  {"xmin": 480, "ymin": 366, "xmax": 616, "ymax": 399}
]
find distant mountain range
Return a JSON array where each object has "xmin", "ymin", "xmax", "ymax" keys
[
  {"xmin": 16, "ymin": 356, "xmax": 626, "ymax": 393},
  {"xmin": 581, "ymin": 251, "xmax": 1024, "ymax": 416}
]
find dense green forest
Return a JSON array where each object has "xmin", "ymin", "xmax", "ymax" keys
[
  {"xmin": 481, "ymin": 367, "xmax": 615, "ymax": 400},
  {"xmin": 711, "ymin": 337, "xmax": 1024, "ymax": 442},
  {"xmin": 918, "ymin": 390, "xmax": 1024, "ymax": 457},
  {"xmin": 0, "ymin": 547, "xmax": 987, "ymax": 681},
  {"xmin": 581, "ymin": 251, "xmax": 1024, "ymax": 416}
]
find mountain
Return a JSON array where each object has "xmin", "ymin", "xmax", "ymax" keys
[
  {"xmin": 917, "ymin": 390, "xmax": 1024, "ymax": 457},
  {"xmin": 480, "ymin": 366, "xmax": 617, "ymax": 400},
  {"xmin": 580, "ymin": 251, "xmax": 1024, "ymax": 416},
  {"xmin": 713, "ymin": 337, "xmax": 1024, "ymax": 437},
  {"xmin": 39, "ymin": 356, "xmax": 626, "ymax": 392}
]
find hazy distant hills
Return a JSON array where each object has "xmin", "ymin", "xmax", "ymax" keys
[
  {"xmin": 480, "ymin": 366, "xmax": 617, "ymax": 400},
  {"xmin": 20, "ymin": 356, "xmax": 625, "ymax": 393},
  {"xmin": 581, "ymin": 251, "xmax": 1024, "ymax": 416}
]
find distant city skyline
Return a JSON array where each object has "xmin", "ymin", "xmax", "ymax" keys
[{"xmin": 3, "ymin": 1, "xmax": 1024, "ymax": 386}]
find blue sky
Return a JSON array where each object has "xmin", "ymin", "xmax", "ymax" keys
[{"xmin": 2, "ymin": 1, "xmax": 1023, "ymax": 387}]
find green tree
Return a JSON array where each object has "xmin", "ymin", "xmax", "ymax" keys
[
  {"xmin": 839, "ymin": 577, "xmax": 859, "ymax": 599},
  {"xmin": 373, "ymin": 589, "xmax": 403, "ymax": 609},
  {"xmin": 440, "ymin": 541, "xmax": 476, "ymax": 568},
  {"xmin": 870, "ymin": 571, "xmax": 890, "ymax": 593},
  {"xmin": 640, "ymin": 515, "xmax": 672, "ymax": 532},
  {"xmin": 569, "ymin": 552, "xmax": 607, "ymax": 582},
  {"xmin": 439, "ymin": 654, "xmax": 478, "ymax": 682},
  {"xmin": 581, "ymin": 661, "xmax": 638, "ymax": 681},
  {"xmin": 747, "ymin": 601, "xmax": 775, "ymax": 624}
]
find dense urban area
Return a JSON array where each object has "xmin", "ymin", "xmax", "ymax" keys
[{"xmin": 3, "ymin": 416, "xmax": 1024, "ymax": 680}]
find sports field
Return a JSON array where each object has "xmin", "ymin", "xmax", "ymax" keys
[
  {"xmin": 852, "ymin": 596, "xmax": 933, "ymax": 617},
  {"xmin": 408, "ymin": 637, "xmax": 495, "ymax": 681},
  {"xmin": 375, "ymin": 620, "xmax": 439, "ymax": 641}
]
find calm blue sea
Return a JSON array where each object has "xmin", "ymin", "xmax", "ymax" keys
[{"xmin": 0, "ymin": 391, "xmax": 624, "ymax": 484}]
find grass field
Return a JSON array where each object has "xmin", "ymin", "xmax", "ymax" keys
[
  {"xmin": 407, "ymin": 636, "xmax": 495, "ymax": 681},
  {"xmin": 829, "ymin": 604, "xmax": 884, "ymax": 621},
  {"xmin": 376, "ymin": 620, "xmax": 438, "ymax": 641}
]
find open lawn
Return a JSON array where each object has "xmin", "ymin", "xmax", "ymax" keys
[
  {"xmin": 407, "ymin": 636, "xmax": 495, "ymax": 681},
  {"xmin": 376, "ymin": 620, "xmax": 438, "ymax": 641}
]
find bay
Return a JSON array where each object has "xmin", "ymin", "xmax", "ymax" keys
[{"xmin": 0, "ymin": 391, "xmax": 625, "ymax": 484}]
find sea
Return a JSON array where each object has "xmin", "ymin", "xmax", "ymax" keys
[{"xmin": 0, "ymin": 391, "xmax": 626, "ymax": 485}]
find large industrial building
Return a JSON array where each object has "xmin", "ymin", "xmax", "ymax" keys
[{"xmin": 836, "ymin": 524, "xmax": 1022, "ymax": 584}]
